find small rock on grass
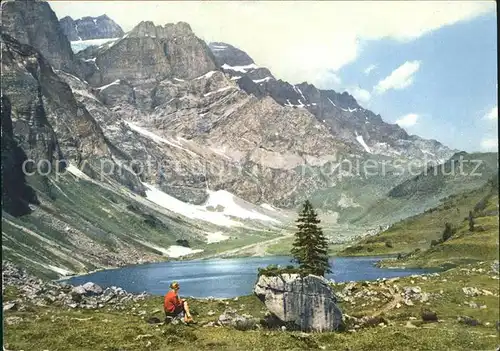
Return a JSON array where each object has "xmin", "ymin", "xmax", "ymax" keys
[
  {"xmin": 421, "ymin": 309, "xmax": 438, "ymax": 322},
  {"xmin": 457, "ymin": 316, "xmax": 481, "ymax": 326},
  {"xmin": 3, "ymin": 302, "xmax": 17, "ymax": 312}
]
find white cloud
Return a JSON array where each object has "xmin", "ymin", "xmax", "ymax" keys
[
  {"xmin": 364, "ymin": 64, "xmax": 377, "ymax": 75},
  {"xmin": 374, "ymin": 61, "xmax": 421, "ymax": 94},
  {"xmin": 49, "ymin": 1, "xmax": 494, "ymax": 87},
  {"xmin": 315, "ymin": 71, "xmax": 342, "ymax": 89},
  {"xmin": 348, "ymin": 86, "xmax": 371, "ymax": 103},
  {"xmin": 395, "ymin": 113, "xmax": 419, "ymax": 127},
  {"xmin": 480, "ymin": 137, "xmax": 498, "ymax": 151},
  {"xmin": 484, "ymin": 105, "xmax": 498, "ymax": 120}
]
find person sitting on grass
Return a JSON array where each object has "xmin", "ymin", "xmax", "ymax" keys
[{"xmin": 164, "ymin": 281, "xmax": 194, "ymax": 323}]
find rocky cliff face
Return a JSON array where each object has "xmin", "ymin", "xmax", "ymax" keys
[
  {"xmin": 59, "ymin": 14, "xmax": 124, "ymax": 41},
  {"xmin": 0, "ymin": 32, "xmax": 144, "ymax": 194},
  {"xmin": 1, "ymin": 94, "xmax": 40, "ymax": 217},
  {"xmin": 82, "ymin": 21, "xmax": 217, "ymax": 86},
  {"xmin": 1, "ymin": 0, "xmax": 78, "ymax": 74},
  {"xmin": 209, "ymin": 42, "xmax": 455, "ymax": 162}
]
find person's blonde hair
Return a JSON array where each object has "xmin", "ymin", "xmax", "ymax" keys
[{"xmin": 170, "ymin": 281, "xmax": 179, "ymax": 289}]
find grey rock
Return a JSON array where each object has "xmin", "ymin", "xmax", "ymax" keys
[
  {"xmin": 218, "ymin": 309, "xmax": 257, "ymax": 331},
  {"xmin": 82, "ymin": 282, "xmax": 103, "ymax": 296},
  {"xmin": 4, "ymin": 316, "xmax": 23, "ymax": 325},
  {"xmin": 146, "ymin": 317, "xmax": 162, "ymax": 324},
  {"xmin": 254, "ymin": 273, "xmax": 343, "ymax": 332},
  {"xmin": 462, "ymin": 287, "xmax": 481, "ymax": 297},
  {"xmin": 71, "ymin": 286, "xmax": 87, "ymax": 296},
  {"xmin": 209, "ymin": 42, "xmax": 254, "ymax": 67},
  {"xmin": 3, "ymin": 302, "xmax": 17, "ymax": 312},
  {"xmin": 457, "ymin": 316, "xmax": 481, "ymax": 326},
  {"xmin": 421, "ymin": 309, "xmax": 438, "ymax": 322}
]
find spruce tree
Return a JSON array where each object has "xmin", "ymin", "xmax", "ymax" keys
[
  {"xmin": 442, "ymin": 222, "xmax": 453, "ymax": 242},
  {"xmin": 290, "ymin": 200, "xmax": 331, "ymax": 276}
]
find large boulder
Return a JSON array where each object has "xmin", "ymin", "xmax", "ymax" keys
[
  {"xmin": 82, "ymin": 282, "xmax": 104, "ymax": 296},
  {"xmin": 254, "ymin": 273, "xmax": 343, "ymax": 332}
]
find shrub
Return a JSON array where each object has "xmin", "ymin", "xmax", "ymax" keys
[
  {"xmin": 257, "ymin": 264, "xmax": 307, "ymax": 277},
  {"xmin": 385, "ymin": 241, "xmax": 393, "ymax": 248},
  {"xmin": 176, "ymin": 239, "xmax": 190, "ymax": 247},
  {"xmin": 442, "ymin": 223, "xmax": 454, "ymax": 242}
]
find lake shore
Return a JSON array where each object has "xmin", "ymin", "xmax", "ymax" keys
[{"xmin": 4, "ymin": 260, "xmax": 499, "ymax": 351}]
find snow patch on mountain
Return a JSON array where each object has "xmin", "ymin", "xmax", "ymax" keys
[
  {"xmin": 253, "ymin": 77, "xmax": 273, "ymax": 83},
  {"xmin": 124, "ymin": 121, "xmax": 194, "ymax": 155},
  {"xmin": 206, "ymin": 232, "xmax": 230, "ymax": 244},
  {"xmin": 142, "ymin": 183, "xmax": 279, "ymax": 228},
  {"xmin": 204, "ymin": 86, "xmax": 234, "ymax": 97},
  {"xmin": 355, "ymin": 133, "xmax": 372, "ymax": 154},
  {"xmin": 260, "ymin": 203, "xmax": 277, "ymax": 212},
  {"xmin": 66, "ymin": 164, "xmax": 93, "ymax": 181},
  {"xmin": 337, "ymin": 193, "xmax": 361, "ymax": 209},
  {"xmin": 221, "ymin": 63, "xmax": 259, "ymax": 73},
  {"xmin": 195, "ymin": 71, "xmax": 217, "ymax": 80},
  {"xmin": 97, "ymin": 80, "xmax": 121, "ymax": 90},
  {"xmin": 70, "ymin": 38, "xmax": 118, "ymax": 53},
  {"xmin": 165, "ymin": 245, "xmax": 204, "ymax": 258},
  {"xmin": 205, "ymin": 190, "xmax": 279, "ymax": 223}
]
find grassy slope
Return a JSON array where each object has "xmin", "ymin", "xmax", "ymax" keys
[
  {"xmin": 1, "ymin": 173, "xmax": 265, "ymax": 278},
  {"xmin": 378, "ymin": 186, "xmax": 499, "ymax": 269},
  {"xmin": 349, "ymin": 152, "xmax": 498, "ymax": 227},
  {"xmin": 3, "ymin": 261, "xmax": 499, "ymax": 351},
  {"xmin": 339, "ymin": 180, "xmax": 497, "ymax": 258}
]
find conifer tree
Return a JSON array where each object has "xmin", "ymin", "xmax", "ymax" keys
[{"xmin": 290, "ymin": 200, "xmax": 331, "ymax": 276}]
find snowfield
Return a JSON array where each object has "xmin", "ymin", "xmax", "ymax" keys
[
  {"xmin": 142, "ymin": 183, "xmax": 279, "ymax": 228},
  {"xmin": 124, "ymin": 122, "xmax": 196, "ymax": 155},
  {"xmin": 221, "ymin": 63, "xmax": 259, "ymax": 73},
  {"xmin": 164, "ymin": 245, "xmax": 204, "ymax": 258},
  {"xmin": 355, "ymin": 132, "xmax": 372, "ymax": 154},
  {"xmin": 260, "ymin": 203, "xmax": 277, "ymax": 212},
  {"xmin": 70, "ymin": 38, "xmax": 119, "ymax": 53},
  {"xmin": 66, "ymin": 164, "xmax": 93, "ymax": 181},
  {"xmin": 136, "ymin": 240, "xmax": 203, "ymax": 258},
  {"xmin": 206, "ymin": 232, "xmax": 230, "ymax": 244}
]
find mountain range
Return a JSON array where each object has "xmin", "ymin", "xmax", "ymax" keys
[{"xmin": 1, "ymin": 0, "xmax": 496, "ymax": 278}]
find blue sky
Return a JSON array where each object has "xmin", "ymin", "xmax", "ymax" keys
[{"xmin": 334, "ymin": 13, "xmax": 497, "ymax": 152}]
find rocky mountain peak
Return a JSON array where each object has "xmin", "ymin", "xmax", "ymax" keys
[
  {"xmin": 206, "ymin": 43, "xmax": 454, "ymax": 160},
  {"xmin": 1, "ymin": 0, "xmax": 77, "ymax": 74},
  {"xmin": 209, "ymin": 42, "xmax": 255, "ymax": 67},
  {"xmin": 166, "ymin": 21, "xmax": 193, "ymax": 36},
  {"xmin": 59, "ymin": 13, "xmax": 124, "ymax": 41},
  {"xmin": 83, "ymin": 20, "xmax": 216, "ymax": 85},
  {"xmin": 338, "ymin": 91, "xmax": 359, "ymax": 109},
  {"xmin": 128, "ymin": 20, "xmax": 162, "ymax": 38},
  {"xmin": 129, "ymin": 21, "xmax": 195, "ymax": 39}
]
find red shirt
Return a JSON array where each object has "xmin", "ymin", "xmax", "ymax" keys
[{"xmin": 164, "ymin": 290, "xmax": 181, "ymax": 312}]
